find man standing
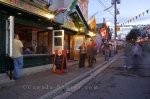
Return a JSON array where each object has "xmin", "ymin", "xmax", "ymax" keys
[
  {"xmin": 78, "ymin": 42, "xmax": 86, "ymax": 68},
  {"xmin": 131, "ymin": 42, "xmax": 143, "ymax": 69},
  {"xmin": 86, "ymin": 38, "xmax": 96, "ymax": 67},
  {"xmin": 13, "ymin": 34, "xmax": 23, "ymax": 79}
]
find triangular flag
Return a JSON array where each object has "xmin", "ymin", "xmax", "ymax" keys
[
  {"xmin": 132, "ymin": 18, "xmax": 134, "ymax": 21},
  {"xmin": 136, "ymin": 16, "xmax": 138, "ymax": 19},
  {"xmin": 146, "ymin": 10, "xmax": 149, "ymax": 14},
  {"xmin": 88, "ymin": 17, "xmax": 96, "ymax": 31},
  {"xmin": 142, "ymin": 12, "xmax": 145, "ymax": 16}
]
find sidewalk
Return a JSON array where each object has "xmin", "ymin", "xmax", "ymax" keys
[{"xmin": 0, "ymin": 53, "xmax": 117, "ymax": 99}]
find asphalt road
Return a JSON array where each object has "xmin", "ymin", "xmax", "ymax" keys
[{"xmin": 67, "ymin": 55, "xmax": 150, "ymax": 99}]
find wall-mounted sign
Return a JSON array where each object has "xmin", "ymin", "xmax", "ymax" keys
[{"xmin": 0, "ymin": 0, "xmax": 53, "ymax": 19}]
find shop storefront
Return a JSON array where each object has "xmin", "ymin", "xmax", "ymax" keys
[
  {"xmin": 0, "ymin": 0, "xmax": 60, "ymax": 73},
  {"xmin": 62, "ymin": 5, "xmax": 89, "ymax": 60}
]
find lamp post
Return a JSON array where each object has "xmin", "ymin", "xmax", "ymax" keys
[
  {"xmin": 111, "ymin": 0, "xmax": 120, "ymax": 54},
  {"xmin": 114, "ymin": 0, "xmax": 117, "ymax": 54}
]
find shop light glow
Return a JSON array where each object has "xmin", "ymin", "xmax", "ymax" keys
[{"xmin": 46, "ymin": 14, "xmax": 55, "ymax": 19}]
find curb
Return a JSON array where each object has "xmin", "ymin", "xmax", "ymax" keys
[
  {"xmin": 39, "ymin": 55, "xmax": 119, "ymax": 99},
  {"xmin": 0, "ymin": 74, "xmax": 15, "ymax": 88}
]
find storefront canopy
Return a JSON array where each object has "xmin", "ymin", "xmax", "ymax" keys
[
  {"xmin": 0, "ymin": 1, "xmax": 61, "ymax": 29},
  {"xmin": 68, "ymin": 5, "xmax": 90, "ymax": 34}
]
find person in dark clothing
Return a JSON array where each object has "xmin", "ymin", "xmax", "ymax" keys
[
  {"xmin": 93, "ymin": 44, "xmax": 97, "ymax": 63},
  {"xmin": 23, "ymin": 48, "xmax": 32, "ymax": 55},
  {"xmin": 104, "ymin": 43, "xmax": 110, "ymax": 61},
  {"xmin": 79, "ymin": 42, "xmax": 86, "ymax": 68}
]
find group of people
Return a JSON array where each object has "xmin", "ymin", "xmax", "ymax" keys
[{"xmin": 78, "ymin": 38, "xmax": 97, "ymax": 68}]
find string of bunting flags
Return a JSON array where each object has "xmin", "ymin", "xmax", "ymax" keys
[{"xmin": 121, "ymin": 9, "xmax": 149, "ymax": 26}]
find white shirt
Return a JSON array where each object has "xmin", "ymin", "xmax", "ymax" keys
[{"xmin": 13, "ymin": 39, "xmax": 23, "ymax": 58}]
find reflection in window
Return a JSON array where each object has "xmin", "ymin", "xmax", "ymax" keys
[
  {"xmin": 37, "ymin": 32, "xmax": 49, "ymax": 54},
  {"xmin": 55, "ymin": 38, "xmax": 62, "ymax": 46}
]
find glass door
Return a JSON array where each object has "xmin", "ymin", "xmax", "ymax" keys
[{"xmin": 52, "ymin": 30, "xmax": 64, "ymax": 53}]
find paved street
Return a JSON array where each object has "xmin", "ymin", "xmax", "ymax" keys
[
  {"xmin": 0, "ymin": 53, "xmax": 109, "ymax": 99},
  {"xmin": 68, "ymin": 53, "xmax": 150, "ymax": 99},
  {"xmin": 0, "ymin": 50, "xmax": 150, "ymax": 99}
]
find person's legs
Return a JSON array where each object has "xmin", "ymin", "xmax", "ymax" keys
[
  {"xmin": 79, "ymin": 54, "xmax": 84, "ymax": 68},
  {"xmin": 18, "ymin": 56, "xmax": 23, "ymax": 68},
  {"xmin": 13, "ymin": 58, "xmax": 19, "ymax": 79},
  {"xmin": 87, "ymin": 55, "xmax": 90, "ymax": 67},
  {"xmin": 79, "ymin": 55, "xmax": 82, "ymax": 68},
  {"xmin": 18, "ymin": 56, "xmax": 23, "ymax": 78},
  {"xmin": 105, "ymin": 51, "xmax": 109, "ymax": 61},
  {"xmin": 89, "ymin": 55, "xmax": 94, "ymax": 67},
  {"xmin": 13, "ymin": 56, "xmax": 23, "ymax": 79},
  {"xmin": 91, "ymin": 56, "xmax": 94, "ymax": 67},
  {"xmin": 82, "ymin": 54, "xmax": 86, "ymax": 67},
  {"xmin": 93, "ymin": 56, "xmax": 96, "ymax": 63}
]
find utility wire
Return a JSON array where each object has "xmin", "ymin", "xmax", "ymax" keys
[
  {"xmin": 102, "ymin": 0, "xmax": 111, "ymax": 5},
  {"xmin": 88, "ymin": 11, "xmax": 99, "ymax": 20},
  {"xmin": 97, "ymin": 0, "xmax": 114, "ymax": 17}
]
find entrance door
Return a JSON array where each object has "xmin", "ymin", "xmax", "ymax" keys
[{"xmin": 52, "ymin": 30, "xmax": 64, "ymax": 53}]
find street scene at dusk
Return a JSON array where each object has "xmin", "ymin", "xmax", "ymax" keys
[{"xmin": 0, "ymin": 0, "xmax": 150, "ymax": 99}]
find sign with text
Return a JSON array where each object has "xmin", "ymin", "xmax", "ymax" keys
[{"xmin": 52, "ymin": 49, "xmax": 67, "ymax": 74}]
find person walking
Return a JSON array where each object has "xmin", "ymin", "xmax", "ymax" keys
[
  {"xmin": 93, "ymin": 45, "xmax": 97, "ymax": 63},
  {"xmin": 78, "ymin": 42, "xmax": 86, "ymax": 68},
  {"xmin": 131, "ymin": 42, "xmax": 143, "ymax": 69},
  {"xmin": 109, "ymin": 44, "xmax": 112, "ymax": 57},
  {"xmin": 123, "ymin": 42, "xmax": 132, "ymax": 69},
  {"xmin": 86, "ymin": 38, "xmax": 96, "ymax": 67},
  {"xmin": 104, "ymin": 43, "xmax": 110, "ymax": 61},
  {"xmin": 13, "ymin": 34, "xmax": 24, "ymax": 79}
]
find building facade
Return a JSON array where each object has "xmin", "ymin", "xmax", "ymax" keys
[
  {"xmin": 0, "ymin": 0, "xmax": 89, "ymax": 75},
  {"xmin": 0, "ymin": 0, "xmax": 59, "ymax": 74},
  {"xmin": 50, "ymin": 0, "xmax": 89, "ymax": 60}
]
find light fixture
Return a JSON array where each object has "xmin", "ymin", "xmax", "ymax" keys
[
  {"xmin": 79, "ymin": 28, "xmax": 83, "ymax": 31},
  {"xmin": 38, "ymin": 18, "xmax": 41, "ymax": 21},
  {"xmin": 17, "ymin": 12, "xmax": 22, "ymax": 15},
  {"xmin": 46, "ymin": 14, "xmax": 55, "ymax": 19},
  {"xmin": 74, "ymin": 28, "xmax": 79, "ymax": 31}
]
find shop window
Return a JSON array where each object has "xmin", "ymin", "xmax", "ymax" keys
[
  {"xmin": 37, "ymin": 31, "xmax": 49, "ymax": 54},
  {"xmin": 18, "ymin": 33, "xmax": 32, "ymax": 50},
  {"xmin": 55, "ymin": 38, "xmax": 62, "ymax": 46}
]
